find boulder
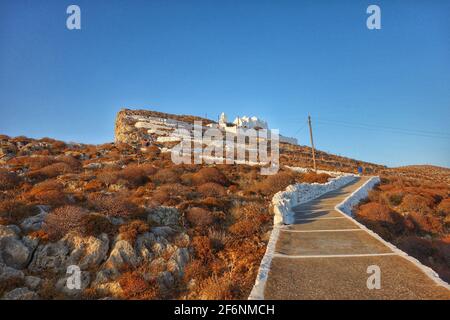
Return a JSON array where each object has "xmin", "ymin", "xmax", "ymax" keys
[
  {"xmin": 29, "ymin": 233, "xmax": 109, "ymax": 273},
  {"xmin": 2, "ymin": 287, "xmax": 39, "ymax": 300},
  {"xmin": 0, "ymin": 238, "xmax": 32, "ymax": 269},
  {"xmin": 28, "ymin": 241, "xmax": 69, "ymax": 273},
  {"xmin": 136, "ymin": 232, "xmax": 156, "ymax": 261},
  {"xmin": 147, "ymin": 207, "xmax": 180, "ymax": 227},
  {"xmin": 64, "ymin": 233, "xmax": 109, "ymax": 270},
  {"xmin": 0, "ymin": 225, "xmax": 32, "ymax": 269},
  {"xmin": 20, "ymin": 206, "xmax": 49, "ymax": 232},
  {"xmin": 0, "ymin": 263, "xmax": 24, "ymax": 281},
  {"xmin": 24, "ymin": 276, "xmax": 42, "ymax": 290}
]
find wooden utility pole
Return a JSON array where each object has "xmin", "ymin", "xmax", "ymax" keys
[{"xmin": 308, "ymin": 115, "xmax": 317, "ymax": 171}]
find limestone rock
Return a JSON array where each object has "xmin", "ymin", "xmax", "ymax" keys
[
  {"xmin": 2, "ymin": 287, "xmax": 39, "ymax": 300},
  {"xmin": 20, "ymin": 206, "xmax": 49, "ymax": 232},
  {"xmin": 24, "ymin": 276, "xmax": 42, "ymax": 290},
  {"xmin": 63, "ymin": 233, "xmax": 109, "ymax": 270},
  {"xmin": 147, "ymin": 207, "xmax": 180, "ymax": 227},
  {"xmin": 0, "ymin": 263, "xmax": 24, "ymax": 281},
  {"xmin": 0, "ymin": 225, "xmax": 32, "ymax": 269},
  {"xmin": 29, "ymin": 241, "xmax": 69, "ymax": 273}
]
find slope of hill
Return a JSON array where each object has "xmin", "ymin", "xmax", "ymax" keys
[{"xmin": 0, "ymin": 108, "xmax": 448, "ymax": 300}]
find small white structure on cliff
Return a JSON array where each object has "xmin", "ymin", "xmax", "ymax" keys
[{"xmin": 216, "ymin": 112, "xmax": 297, "ymax": 145}]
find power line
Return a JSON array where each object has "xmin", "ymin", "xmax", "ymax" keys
[{"xmin": 314, "ymin": 118, "xmax": 450, "ymax": 140}]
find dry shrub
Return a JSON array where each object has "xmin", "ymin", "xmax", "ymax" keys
[
  {"xmin": 28, "ymin": 230, "xmax": 50, "ymax": 243},
  {"xmin": 437, "ymin": 199, "xmax": 450, "ymax": 216},
  {"xmin": 183, "ymin": 259, "xmax": 210, "ymax": 283},
  {"xmin": 152, "ymin": 168, "xmax": 180, "ymax": 185},
  {"xmin": 43, "ymin": 205, "xmax": 89, "ymax": 241},
  {"xmin": 197, "ymin": 182, "xmax": 226, "ymax": 197},
  {"xmin": 27, "ymin": 180, "xmax": 66, "ymax": 206},
  {"xmin": 301, "ymin": 171, "xmax": 331, "ymax": 184},
  {"xmin": 197, "ymin": 274, "xmax": 234, "ymax": 300},
  {"xmin": 192, "ymin": 167, "xmax": 229, "ymax": 186},
  {"xmin": 14, "ymin": 156, "xmax": 55, "ymax": 170},
  {"xmin": 399, "ymin": 194, "xmax": 435, "ymax": 214},
  {"xmin": 192, "ymin": 236, "xmax": 213, "ymax": 262},
  {"xmin": 82, "ymin": 214, "xmax": 115, "ymax": 237},
  {"xmin": 88, "ymin": 193, "xmax": 140, "ymax": 217},
  {"xmin": 119, "ymin": 164, "xmax": 156, "ymax": 187},
  {"xmin": 186, "ymin": 207, "xmax": 214, "ymax": 228},
  {"xmin": 0, "ymin": 170, "xmax": 21, "ymax": 190},
  {"xmin": 0, "ymin": 200, "xmax": 39, "ymax": 224},
  {"xmin": 97, "ymin": 169, "xmax": 121, "ymax": 186},
  {"xmin": 26, "ymin": 162, "xmax": 73, "ymax": 181},
  {"xmin": 229, "ymin": 203, "xmax": 271, "ymax": 237},
  {"xmin": 119, "ymin": 220, "xmax": 150, "ymax": 244},
  {"xmin": 55, "ymin": 155, "xmax": 81, "ymax": 169},
  {"xmin": 407, "ymin": 212, "xmax": 443, "ymax": 234},
  {"xmin": 84, "ymin": 179, "xmax": 104, "ymax": 192},
  {"xmin": 251, "ymin": 171, "xmax": 296, "ymax": 196},
  {"xmin": 118, "ymin": 271, "xmax": 159, "ymax": 300}
]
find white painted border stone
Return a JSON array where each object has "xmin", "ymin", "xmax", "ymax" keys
[{"xmin": 249, "ymin": 173, "xmax": 358, "ymax": 299}]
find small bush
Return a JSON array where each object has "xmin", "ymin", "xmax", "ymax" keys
[
  {"xmin": 301, "ymin": 171, "xmax": 330, "ymax": 184},
  {"xmin": 186, "ymin": 207, "xmax": 214, "ymax": 228},
  {"xmin": 0, "ymin": 170, "xmax": 21, "ymax": 190},
  {"xmin": 198, "ymin": 274, "xmax": 234, "ymax": 300},
  {"xmin": 82, "ymin": 214, "xmax": 115, "ymax": 237},
  {"xmin": 152, "ymin": 168, "xmax": 180, "ymax": 185},
  {"xmin": 192, "ymin": 236, "xmax": 213, "ymax": 262},
  {"xmin": 191, "ymin": 167, "xmax": 229, "ymax": 186},
  {"xmin": 118, "ymin": 271, "xmax": 159, "ymax": 300},
  {"xmin": 197, "ymin": 182, "xmax": 226, "ymax": 197},
  {"xmin": 251, "ymin": 171, "xmax": 296, "ymax": 196},
  {"xmin": 43, "ymin": 205, "xmax": 89, "ymax": 241},
  {"xmin": 119, "ymin": 220, "xmax": 150, "ymax": 244},
  {"xmin": 88, "ymin": 193, "xmax": 140, "ymax": 217}
]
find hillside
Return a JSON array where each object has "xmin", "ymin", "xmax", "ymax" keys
[{"xmin": 0, "ymin": 109, "xmax": 448, "ymax": 300}]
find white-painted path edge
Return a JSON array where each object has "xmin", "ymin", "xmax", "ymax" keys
[{"xmin": 249, "ymin": 176, "xmax": 450, "ymax": 300}]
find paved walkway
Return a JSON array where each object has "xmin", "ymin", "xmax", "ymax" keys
[{"xmin": 264, "ymin": 177, "xmax": 450, "ymax": 299}]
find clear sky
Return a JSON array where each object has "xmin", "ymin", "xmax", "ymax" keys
[{"xmin": 1, "ymin": 0, "xmax": 449, "ymax": 167}]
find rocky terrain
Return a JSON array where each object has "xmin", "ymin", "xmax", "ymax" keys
[{"xmin": 0, "ymin": 109, "xmax": 447, "ymax": 299}]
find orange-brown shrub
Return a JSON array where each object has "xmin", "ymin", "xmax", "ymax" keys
[
  {"xmin": 88, "ymin": 193, "xmax": 140, "ymax": 217},
  {"xmin": 251, "ymin": 171, "xmax": 296, "ymax": 196},
  {"xmin": 43, "ymin": 205, "xmax": 89, "ymax": 241},
  {"xmin": 27, "ymin": 162, "xmax": 73, "ymax": 180},
  {"xmin": 0, "ymin": 170, "xmax": 21, "ymax": 190},
  {"xmin": 82, "ymin": 214, "xmax": 115, "ymax": 237},
  {"xmin": 119, "ymin": 164, "xmax": 156, "ymax": 187},
  {"xmin": 152, "ymin": 168, "xmax": 180, "ymax": 185},
  {"xmin": 197, "ymin": 182, "xmax": 226, "ymax": 197},
  {"xmin": 197, "ymin": 274, "xmax": 234, "ymax": 300},
  {"xmin": 407, "ymin": 212, "xmax": 443, "ymax": 234},
  {"xmin": 118, "ymin": 271, "xmax": 159, "ymax": 299},
  {"xmin": 191, "ymin": 167, "xmax": 229, "ymax": 186},
  {"xmin": 0, "ymin": 200, "xmax": 38, "ymax": 224},
  {"xmin": 27, "ymin": 180, "xmax": 66, "ymax": 206},
  {"xmin": 301, "ymin": 171, "xmax": 331, "ymax": 184},
  {"xmin": 192, "ymin": 236, "xmax": 213, "ymax": 262},
  {"xmin": 186, "ymin": 207, "xmax": 214, "ymax": 228},
  {"xmin": 84, "ymin": 179, "xmax": 104, "ymax": 192},
  {"xmin": 118, "ymin": 220, "xmax": 150, "ymax": 243},
  {"xmin": 399, "ymin": 194, "xmax": 435, "ymax": 214},
  {"xmin": 437, "ymin": 199, "xmax": 450, "ymax": 216}
]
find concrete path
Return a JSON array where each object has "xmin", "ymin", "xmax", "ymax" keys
[{"xmin": 264, "ymin": 177, "xmax": 450, "ymax": 300}]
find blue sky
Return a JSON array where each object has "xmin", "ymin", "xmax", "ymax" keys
[{"xmin": 1, "ymin": 0, "xmax": 449, "ymax": 167}]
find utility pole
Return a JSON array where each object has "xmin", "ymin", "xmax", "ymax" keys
[{"xmin": 308, "ymin": 115, "xmax": 317, "ymax": 171}]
